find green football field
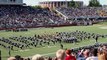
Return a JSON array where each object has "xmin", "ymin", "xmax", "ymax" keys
[{"xmin": 1, "ymin": 22, "xmax": 107, "ymax": 60}]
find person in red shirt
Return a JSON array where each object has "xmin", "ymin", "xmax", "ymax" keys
[{"xmin": 65, "ymin": 49, "xmax": 76, "ymax": 60}]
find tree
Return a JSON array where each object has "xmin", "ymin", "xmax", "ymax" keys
[
  {"xmin": 88, "ymin": 0, "xmax": 102, "ymax": 7},
  {"xmin": 31, "ymin": 6, "xmax": 42, "ymax": 9},
  {"xmin": 69, "ymin": 0, "xmax": 79, "ymax": 8}
]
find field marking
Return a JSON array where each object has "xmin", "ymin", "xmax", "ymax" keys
[
  {"xmin": 19, "ymin": 49, "xmax": 30, "ymax": 52},
  {"xmin": 41, "ymin": 46, "xmax": 56, "ymax": 48},
  {"xmin": 99, "ymin": 26, "xmax": 107, "ymax": 29},
  {"xmin": 14, "ymin": 46, "xmax": 57, "ymax": 52},
  {"xmin": 42, "ymin": 52, "xmax": 55, "ymax": 56},
  {"xmin": 27, "ymin": 52, "xmax": 56, "ymax": 58},
  {"xmin": 95, "ymin": 25, "xmax": 102, "ymax": 26}
]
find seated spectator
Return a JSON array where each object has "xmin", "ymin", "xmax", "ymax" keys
[
  {"xmin": 32, "ymin": 54, "xmax": 45, "ymax": 60},
  {"xmin": 86, "ymin": 48, "xmax": 98, "ymax": 60},
  {"xmin": 15, "ymin": 55, "xmax": 23, "ymax": 60},
  {"xmin": 8, "ymin": 56, "xmax": 25, "ymax": 60},
  {"xmin": 8, "ymin": 57, "xmax": 16, "ymax": 60},
  {"xmin": 77, "ymin": 49, "xmax": 85, "ymax": 60},
  {"xmin": 83, "ymin": 49, "xmax": 90, "ymax": 59},
  {"xmin": 65, "ymin": 49, "xmax": 76, "ymax": 60},
  {"xmin": 54, "ymin": 49, "xmax": 65, "ymax": 60},
  {"xmin": 98, "ymin": 46, "xmax": 107, "ymax": 60}
]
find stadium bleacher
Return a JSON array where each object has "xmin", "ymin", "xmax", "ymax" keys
[{"xmin": 0, "ymin": 5, "xmax": 107, "ymax": 30}]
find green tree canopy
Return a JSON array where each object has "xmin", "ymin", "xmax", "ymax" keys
[
  {"xmin": 31, "ymin": 6, "xmax": 42, "ymax": 9},
  {"xmin": 69, "ymin": 0, "xmax": 79, "ymax": 8},
  {"xmin": 88, "ymin": 0, "xmax": 102, "ymax": 7}
]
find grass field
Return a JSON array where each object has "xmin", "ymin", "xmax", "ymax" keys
[{"xmin": 1, "ymin": 22, "xmax": 107, "ymax": 60}]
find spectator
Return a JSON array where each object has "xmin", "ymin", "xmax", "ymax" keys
[
  {"xmin": 8, "ymin": 57, "xmax": 16, "ymax": 60},
  {"xmin": 86, "ymin": 48, "xmax": 98, "ymax": 60},
  {"xmin": 83, "ymin": 49, "xmax": 90, "ymax": 59},
  {"xmin": 77, "ymin": 49, "xmax": 85, "ymax": 60},
  {"xmin": 32, "ymin": 54, "xmax": 45, "ymax": 60},
  {"xmin": 98, "ymin": 46, "xmax": 107, "ymax": 60},
  {"xmin": 15, "ymin": 55, "xmax": 23, "ymax": 60},
  {"xmin": 65, "ymin": 49, "xmax": 76, "ymax": 60},
  {"xmin": 54, "ymin": 49, "xmax": 65, "ymax": 60}
]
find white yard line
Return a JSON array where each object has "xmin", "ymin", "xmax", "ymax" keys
[
  {"xmin": 99, "ymin": 26, "xmax": 107, "ymax": 29},
  {"xmin": 16, "ymin": 46, "xmax": 56, "ymax": 52},
  {"xmin": 42, "ymin": 52, "xmax": 55, "ymax": 56},
  {"xmin": 27, "ymin": 52, "xmax": 56, "ymax": 58}
]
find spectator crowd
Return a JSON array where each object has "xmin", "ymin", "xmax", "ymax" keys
[
  {"xmin": 56, "ymin": 7, "xmax": 107, "ymax": 19},
  {"xmin": 0, "ymin": 5, "xmax": 66, "ymax": 29},
  {"xmin": 0, "ymin": 5, "xmax": 107, "ymax": 30},
  {"xmin": 7, "ymin": 43, "xmax": 107, "ymax": 60}
]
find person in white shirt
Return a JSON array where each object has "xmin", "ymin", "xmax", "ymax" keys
[{"xmin": 86, "ymin": 48, "xmax": 98, "ymax": 60}]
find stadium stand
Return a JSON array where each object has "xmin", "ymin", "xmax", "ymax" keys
[
  {"xmin": 0, "ymin": 5, "xmax": 66, "ymax": 30},
  {"xmin": 0, "ymin": 5, "xmax": 107, "ymax": 30}
]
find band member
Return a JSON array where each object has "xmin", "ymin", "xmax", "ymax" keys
[{"xmin": 60, "ymin": 44, "xmax": 63, "ymax": 49}]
